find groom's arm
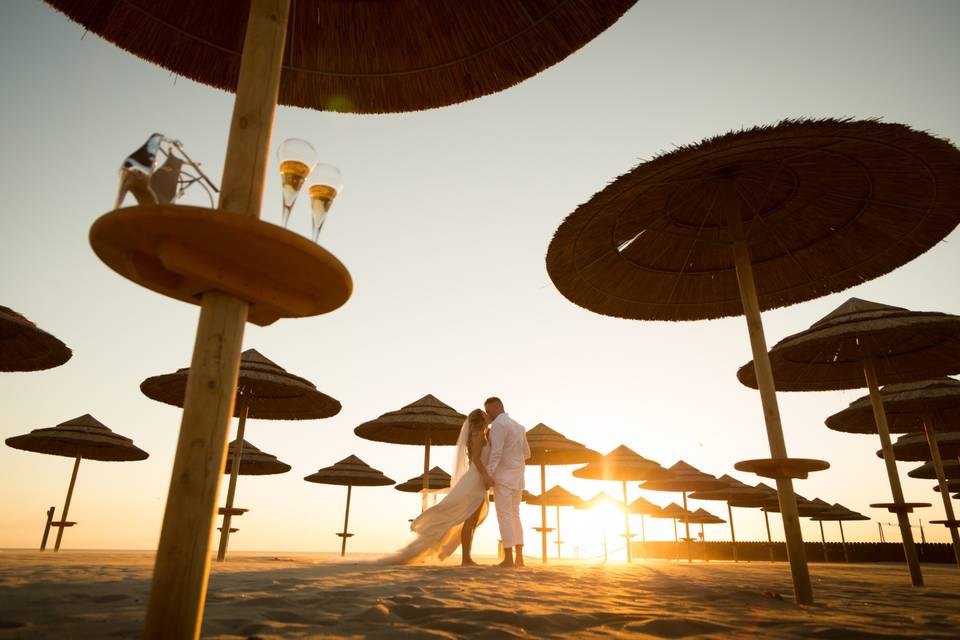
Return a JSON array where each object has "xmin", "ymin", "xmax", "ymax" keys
[
  {"xmin": 486, "ymin": 423, "xmax": 505, "ymax": 480},
  {"xmin": 521, "ymin": 427, "xmax": 531, "ymax": 461}
]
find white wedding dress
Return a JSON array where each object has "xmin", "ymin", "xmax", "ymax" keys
[{"xmin": 381, "ymin": 419, "xmax": 489, "ymax": 564}]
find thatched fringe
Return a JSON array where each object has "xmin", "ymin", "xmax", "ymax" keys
[{"xmin": 43, "ymin": 0, "xmax": 636, "ymax": 113}]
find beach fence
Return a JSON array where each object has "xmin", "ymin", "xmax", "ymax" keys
[{"xmin": 632, "ymin": 541, "xmax": 956, "ymax": 564}]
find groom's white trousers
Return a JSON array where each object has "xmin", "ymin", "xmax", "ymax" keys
[{"xmin": 493, "ymin": 485, "xmax": 524, "ymax": 548}]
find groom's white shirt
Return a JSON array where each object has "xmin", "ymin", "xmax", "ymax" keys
[{"xmin": 486, "ymin": 413, "xmax": 530, "ymax": 490}]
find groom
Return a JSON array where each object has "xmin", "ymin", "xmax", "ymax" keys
[{"xmin": 483, "ymin": 397, "xmax": 531, "ymax": 568}]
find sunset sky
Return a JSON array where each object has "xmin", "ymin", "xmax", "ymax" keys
[{"xmin": 2, "ymin": 0, "xmax": 960, "ymax": 558}]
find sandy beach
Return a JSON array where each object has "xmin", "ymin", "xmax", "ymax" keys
[{"xmin": 1, "ymin": 551, "xmax": 958, "ymax": 638}]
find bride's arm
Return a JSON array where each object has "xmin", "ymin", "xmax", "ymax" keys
[{"xmin": 470, "ymin": 429, "xmax": 494, "ymax": 489}]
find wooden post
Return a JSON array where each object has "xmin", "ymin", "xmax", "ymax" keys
[
  {"xmin": 540, "ymin": 465, "xmax": 548, "ymax": 563},
  {"xmin": 216, "ymin": 403, "xmax": 249, "ymax": 562},
  {"xmin": 923, "ymin": 413, "xmax": 960, "ymax": 569},
  {"xmin": 555, "ymin": 505, "xmax": 562, "ymax": 559},
  {"xmin": 143, "ymin": 1, "xmax": 290, "ymax": 637},
  {"xmin": 640, "ymin": 513, "xmax": 647, "ymax": 560},
  {"xmin": 682, "ymin": 491, "xmax": 692, "ymax": 563},
  {"xmin": 727, "ymin": 502, "xmax": 738, "ymax": 562},
  {"xmin": 878, "ymin": 522, "xmax": 885, "ymax": 543},
  {"xmin": 54, "ymin": 454, "xmax": 81, "ymax": 551},
  {"xmin": 840, "ymin": 522, "xmax": 849, "ymax": 562},
  {"xmin": 421, "ymin": 434, "xmax": 431, "ymax": 513},
  {"xmin": 340, "ymin": 485, "xmax": 353, "ymax": 557},
  {"xmin": 819, "ymin": 521, "xmax": 828, "ymax": 562},
  {"xmin": 727, "ymin": 201, "xmax": 813, "ymax": 604},
  {"xmin": 701, "ymin": 523, "xmax": 707, "ymax": 562},
  {"xmin": 40, "ymin": 506, "xmax": 55, "ymax": 551},
  {"xmin": 622, "ymin": 481, "xmax": 632, "ymax": 562},
  {"xmin": 764, "ymin": 510, "xmax": 774, "ymax": 562},
  {"xmin": 863, "ymin": 358, "xmax": 923, "ymax": 587}
]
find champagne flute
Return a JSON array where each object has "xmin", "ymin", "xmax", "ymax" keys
[
  {"xmin": 277, "ymin": 139, "xmax": 317, "ymax": 227},
  {"xmin": 307, "ymin": 164, "xmax": 343, "ymax": 242}
]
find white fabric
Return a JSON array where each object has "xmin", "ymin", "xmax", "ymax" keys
[
  {"xmin": 486, "ymin": 413, "xmax": 530, "ymax": 490},
  {"xmin": 380, "ymin": 440, "xmax": 489, "ymax": 564},
  {"xmin": 449, "ymin": 418, "xmax": 470, "ymax": 489},
  {"xmin": 493, "ymin": 484, "xmax": 524, "ymax": 548}
]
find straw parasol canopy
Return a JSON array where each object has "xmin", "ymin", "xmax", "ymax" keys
[
  {"xmin": 576, "ymin": 492, "xmax": 623, "ymax": 511},
  {"xmin": 909, "ymin": 460, "xmax": 960, "ymax": 480},
  {"xmin": 627, "ymin": 496, "xmax": 662, "ymax": 515},
  {"xmin": 686, "ymin": 508, "xmax": 725, "ymax": 525},
  {"xmin": 223, "ymin": 439, "xmax": 290, "ymax": 475},
  {"xmin": 688, "ymin": 474, "xmax": 771, "ymax": 562},
  {"xmin": 738, "ymin": 300, "xmax": 960, "ymax": 391},
  {"xmin": 933, "ymin": 479, "xmax": 960, "ymax": 493},
  {"xmin": 355, "ymin": 395, "xmax": 465, "ymax": 446},
  {"xmin": 572, "ymin": 445, "xmax": 665, "ymax": 482},
  {"xmin": 810, "ymin": 504, "xmax": 869, "ymax": 522},
  {"xmin": 141, "ymin": 348, "xmax": 340, "ymax": 419},
  {"xmin": 826, "ymin": 378, "xmax": 960, "ymax": 434},
  {"xmin": 43, "ymin": 0, "xmax": 637, "ymax": 115},
  {"xmin": 763, "ymin": 493, "xmax": 832, "ymax": 518},
  {"xmin": 5, "ymin": 414, "xmax": 148, "ymax": 551},
  {"xmin": 527, "ymin": 485, "xmax": 585, "ymax": 508},
  {"xmin": 0, "ymin": 305, "xmax": 72, "ymax": 372},
  {"xmin": 525, "ymin": 423, "xmax": 599, "ymax": 563},
  {"xmin": 526, "ymin": 423, "xmax": 600, "ymax": 466},
  {"xmin": 875, "ymin": 432, "xmax": 960, "ymax": 462},
  {"xmin": 304, "ymin": 455, "xmax": 394, "ymax": 487},
  {"xmin": 394, "ymin": 467, "xmax": 451, "ymax": 493},
  {"xmin": 5, "ymin": 414, "xmax": 148, "ymax": 461},
  {"xmin": 547, "ymin": 120, "xmax": 960, "ymax": 322}
]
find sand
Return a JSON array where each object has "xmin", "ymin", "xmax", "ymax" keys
[{"xmin": 1, "ymin": 551, "xmax": 959, "ymax": 638}]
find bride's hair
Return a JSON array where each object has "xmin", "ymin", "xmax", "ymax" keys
[{"xmin": 467, "ymin": 409, "xmax": 486, "ymax": 430}]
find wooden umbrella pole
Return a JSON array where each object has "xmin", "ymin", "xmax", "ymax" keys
[
  {"xmin": 640, "ymin": 514, "xmax": 647, "ymax": 561},
  {"xmin": 143, "ymin": 1, "xmax": 290, "ymax": 637},
  {"xmin": 727, "ymin": 502, "xmax": 738, "ymax": 562},
  {"xmin": 863, "ymin": 358, "xmax": 924, "ymax": 587},
  {"xmin": 839, "ymin": 521, "xmax": 849, "ymax": 563},
  {"xmin": 556, "ymin": 506, "xmax": 562, "ymax": 559},
  {"xmin": 421, "ymin": 434, "xmax": 431, "ymax": 513},
  {"xmin": 217, "ymin": 403, "xmax": 249, "ymax": 562},
  {"xmin": 728, "ymin": 218, "xmax": 813, "ymax": 604},
  {"xmin": 540, "ymin": 465, "xmax": 548, "ymax": 563},
  {"xmin": 819, "ymin": 521, "xmax": 827, "ymax": 562},
  {"xmin": 623, "ymin": 481, "xmax": 632, "ymax": 562},
  {"xmin": 764, "ymin": 510, "xmax": 774, "ymax": 562},
  {"xmin": 682, "ymin": 491, "xmax": 692, "ymax": 563},
  {"xmin": 53, "ymin": 453, "xmax": 81, "ymax": 551},
  {"xmin": 340, "ymin": 485, "xmax": 353, "ymax": 557},
  {"xmin": 922, "ymin": 413, "xmax": 960, "ymax": 569}
]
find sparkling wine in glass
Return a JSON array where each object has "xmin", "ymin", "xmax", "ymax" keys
[
  {"xmin": 307, "ymin": 164, "xmax": 343, "ymax": 241},
  {"xmin": 277, "ymin": 139, "xmax": 317, "ymax": 227}
]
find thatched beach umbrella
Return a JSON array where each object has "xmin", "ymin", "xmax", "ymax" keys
[
  {"xmin": 215, "ymin": 439, "xmax": 290, "ymax": 557},
  {"xmin": 547, "ymin": 119, "xmax": 960, "ymax": 603},
  {"xmin": 141, "ymin": 348, "xmax": 339, "ymax": 562},
  {"xmin": 810, "ymin": 504, "xmax": 869, "ymax": 563},
  {"xmin": 640, "ymin": 461, "xmax": 726, "ymax": 562},
  {"xmin": 304, "ymin": 455, "xmax": 394, "ymax": 557},
  {"xmin": 828, "ymin": 377, "xmax": 960, "ymax": 567},
  {"xmin": 627, "ymin": 495, "xmax": 662, "ymax": 555},
  {"xmin": 46, "ymin": 0, "xmax": 634, "ymax": 632},
  {"xmin": 649, "ymin": 502, "xmax": 692, "ymax": 559},
  {"xmin": 686, "ymin": 508, "xmax": 726, "ymax": 561},
  {"xmin": 395, "ymin": 467, "xmax": 452, "ymax": 493},
  {"xmin": 573, "ymin": 445, "xmax": 665, "ymax": 561},
  {"xmin": 575, "ymin": 492, "xmax": 624, "ymax": 562},
  {"xmin": 933, "ymin": 479, "xmax": 960, "ymax": 494},
  {"xmin": 740, "ymin": 299, "xmax": 960, "ymax": 586},
  {"xmin": 5, "ymin": 414, "xmax": 148, "ymax": 550},
  {"xmin": 526, "ymin": 485, "xmax": 585, "ymax": 560},
  {"xmin": 526, "ymin": 423, "xmax": 599, "ymax": 563},
  {"xmin": 355, "ymin": 395, "xmax": 464, "ymax": 512},
  {"xmin": 910, "ymin": 460, "xmax": 960, "ymax": 480},
  {"xmin": 0, "ymin": 305, "xmax": 72, "ymax": 372},
  {"xmin": 689, "ymin": 474, "xmax": 770, "ymax": 562}
]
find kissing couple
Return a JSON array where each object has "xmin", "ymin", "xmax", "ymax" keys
[{"xmin": 383, "ymin": 397, "xmax": 531, "ymax": 567}]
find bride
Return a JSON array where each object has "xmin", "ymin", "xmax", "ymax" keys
[{"xmin": 382, "ymin": 409, "xmax": 494, "ymax": 565}]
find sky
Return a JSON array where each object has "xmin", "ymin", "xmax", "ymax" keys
[{"xmin": 2, "ymin": 0, "xmax": 960, "ymax": 559}]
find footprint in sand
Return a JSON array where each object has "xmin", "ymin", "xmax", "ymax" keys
[{"xmin": 627, "ymin": 618, "xmax": 731, "ymax": 638}]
